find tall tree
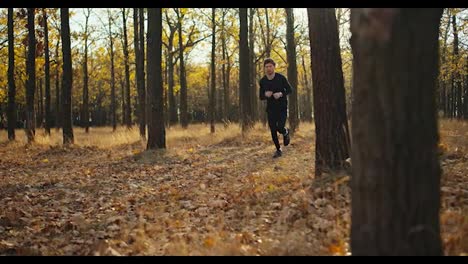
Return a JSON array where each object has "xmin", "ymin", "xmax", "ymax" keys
[
  {"xmin": 452, "ymin": 13, "xmax": 462, "ymax": 119},
  {"xmin": 54, "ymin": 36, "xmax": 61, "ymax": 130},
  {"xmin": 43, "ymin": 9, "xmax": 52, "ymax": 135},
  {"xmin": 134, "ymin": 8, "xmax": 146, "ymax": 139},
  {"xmin": 61, "ymin": 8, "xmax": 74, "ymax": 145},
  {"xmin": 122, "ymin": 8, "xmax": 132, "ymax": 128},
  {"xmin": 139, "ymin": 9, "xmax": 148, "ymax": 129},
  {"xmin": 7, "ymin": 8, "xmax": 16, "ymax": 141},
  {"xmin": 308, "ymin": 8, "xmax": 350, "ymax": 176},
  {"xmin": 220, "ymin": 9, "xmax": 229, "ymax": 123},
  {"xmin": 210, "ymin": 8, "xmax": 216, "ymax": 133},
  {"xmin": 106, "ymin": 9, "xmax": 117, "ymax": 131},
  {"xmin": 350, "ymin": 8, "xmax": 443, "ymax": 256},
  {"xmin": 147, "ymin": 8, "xmax": 166, "ymax": 149},
  {"xmin": 439, "ymin": 9, "xmax": 451, "ymax": 117},
  {"xmin": 285, "ymin": 8, "xmax": 299, "ymax": 132},
  {"xmin": 249, "ymin": 8, "xmax": 257, "ymax": 122},
  {"xmin": 239, "ymin": 8, "xmax": 253, "ymax": 132},
  {"xmin": 26, "ymin": 8, "xmax": 36, "ymax": 143},
  {"xmin": 176, "ymin": 8, "xmax": 189, "ymax": 128},
  {"xmin": 163, "ymin": 9, "xmax": 178, "ymax": 125},
  {"xmin": 82, "ymin": 8, "xmax": 91, "ymax": 133}
]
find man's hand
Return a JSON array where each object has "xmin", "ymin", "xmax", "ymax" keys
[
  {"xmin": 265, "ymin": 91, "xmax": 273, "ymax": 98},
  {"xmin": 273, "ymin": 92, "xmax": 283, "ymax": 99}
]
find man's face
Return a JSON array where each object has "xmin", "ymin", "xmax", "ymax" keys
[{"xmin": 265, "ymin": 63, "xmax": 275, "ymax": 75}]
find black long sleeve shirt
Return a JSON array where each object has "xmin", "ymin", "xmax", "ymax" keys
[{"xmin": 259, "ymin": 73, "xmax": 293, "ymax": 113}]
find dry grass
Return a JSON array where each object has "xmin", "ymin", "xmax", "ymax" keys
[{"xmin": 0, "ymin": 119, "xmax": 465, "ymax": 256}]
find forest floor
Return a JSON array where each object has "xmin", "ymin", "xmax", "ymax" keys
[{"xmin": 0, "ymin": 120, "xmax": 466, "ymax": 255}]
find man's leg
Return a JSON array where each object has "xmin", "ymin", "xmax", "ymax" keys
[
  {"xmin": 268, "ymin": 112, "xmax": 281, "ymax": 151},
  {"xmin": 277, "ymin": 110, "xmax": 290, "ymax": 146}
]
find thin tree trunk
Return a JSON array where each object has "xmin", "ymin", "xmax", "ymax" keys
[
  {"xmin": 7, "ymin": 8, "xmax": 16, "ymax": 140},
  {"xmin": 43, "ymin": 9, "xmax": 51, "ymax": 135},
  {"xmin": 122, "ymin": 8, "xmax": 132, "ymax": 128},
  {"xmin": 350, "ymin": 8, "xmax": 443, "ymax": 256},
  {"xmin": 286, "ymin": 8, "xmax": 299, "ymax": 132},
  {"xmin": 55, "ymin": 38, "xmax": 61, "ymax": 131},
  {"xmin": 221, "ymin": 10, "xmax": 229, "ymax": 123},
  {"xmin": 452, "ymin": 14, "xmax": 462, "ymax": 119},
  {"xmin": 26, "ymin": 8, "xmax": 36, "ymax": 143},
  {"xmin": 177, "ymin": 9, "xmax": 188, "ymax": 128},
  {"xmin": 134, "ymin": 8, "xmax": 146, "ymax": 138},
  {"xmin": 302, "ymin": 54, "xmax": 312, "ymax": 122},
  {"xmin": 210, "ymin": 8, "xmax": 216, "ymax": 133},
  {"xmin": 249, "ymin": 8, "xmax": 257, "ymax": 122},
  {"xmin": 82, "ymin": 9, "xmax": 90, "ymax": 133},
  {"xmin": 108, "ymin": 10, "xmax": 117, "ymax": 131},
  {"xmin": 240, "ymin": 8, "xmax": 253, "ymax": 132},
  {"xmin": 61, "ymin": 8, "xmax": 74, "ymax": 145}
]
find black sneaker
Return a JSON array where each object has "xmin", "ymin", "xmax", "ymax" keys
[
  {"xmin": 283, "ymin": 128, "xmax": 290, "ymax": 146},
  {"xmin": 273, "ymin": 149, "xmax": 282, "ymax": 158}
]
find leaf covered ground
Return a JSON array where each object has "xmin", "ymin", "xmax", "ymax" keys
[{"xmin": 0, "ymin": 121, "xmax": 466, "ymax": 255}]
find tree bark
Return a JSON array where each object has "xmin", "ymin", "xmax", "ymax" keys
[
  {"xmin": 350, "ymin": 8, "xmax": 443, "ymax": 256},
  {"xmin": 43, "ymin": 9, "xmax": 51, "ymax": 135},
  {"xmin": 108, "ymin": 10, "xmax": 117, "ymax": 131},
  {"xmin": 26, "ymin": 8, "xmax": 36, "ymax": 143},
  {"xmin": 7, "ymin": 8, "xmax": 16, "ymax": 140},
  {"xmin": 61, "ymin": 8, "xmax": 74, "ymax": 145},
  {"xmin": 177, "ymin": 9, "xmax": 189, "ymax": 128},
  {"xmin": 452, "ymin": 14, "xmax": 462, "ymax": 119},
  {"xmin": 147, "ymin": 8, "xmax": 166, "ymax": 149},
  {"xmin": 210, "ymin": 8, "xmax": 216, "ymax": 133},
  {"xmin": 55, "ymin": 38, "xmax": 61, "ymax": 131},
  {"xmin": 301, "ymin": 54, "xmax": 312, "ymax": 122},
  {"xmin": 82, "ymin": 9, "xmax": 90, "ymax": 133},
  {"xmin": 240, "ymin": 8, "xmax": 253, "ymax": 132},
  {"xmin": 122, "ymin": 8, "xmax": 132, "ymax": 128},
  {"xmin": 308, "ymin": 8, "xmax": 350, "ymax": 176},
  {"xmin": 134, "ymin": 8, "xmax": 146, "ymax": 139},
  {"xmin": 286, "ymin": 8, "xmax": 299, "ymax": 132},
  {"xmin": 249, "ymin": 8, "xmax": 257, "ymax": 122}
]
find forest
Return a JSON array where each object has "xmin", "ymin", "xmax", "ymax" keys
[{"xmin": 0, "ymin": 8, "xmax": 466, "ymax": 256}]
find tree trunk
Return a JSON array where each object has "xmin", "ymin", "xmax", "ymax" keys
[
  {"xmin": 240, "ymin": 8, "xmax": 253, "ymax": 132},
  {"xmin": 134, "ymin": 8, "xmax": 146, "ymax": 138},
  {"xmin": 308, "ymin": 8, "xmax": 350, "ymax": 176},
  {"xmin": 108, "ymin": 10, "xmax": 117, "ymax": 132},
  {"xmin": 61, "ymin": 8, "xmax": 74, "ymax": 145},
  {"xmin": 26, "ymin": 8, "xmax": 36, "ymax": 143},
  {"xmin": 286, "ymin": 8, "xmax": 299, "ymax": 132},
  {"xmin": 210, "ymin": 8, "xmax": 216, "ymax": 133},
  {"xmin": 452, "ymin": 14, "xmax": 462, "ymax": 119},
  {"xmin": 439, "ymin": 9, "xmax": 450, "ymax": 118},
  {"xmin": 122, "ymin": 8, "xmax": 132, "ymax": 128},
  {"xmin": 301, "ymin": 54, "xmax": 312, "ymax": 122},
  {"xmin": 178, "ymin": 9, "xmax": 188, "ymax": 128},
  {"xmin": 249, "ymin": 8, "xmax": 257, "ymax": 122},
  {"xmin": 147, "ymin": 8, "xmax": 166, "ymax": 149},
  {"xmin": 350, "ymin": 8, "xmax": 443, "ymax": 256},
  {"xmin": 121, "ymin": 78, "xmax": 125, "ymax": 125},
  {"xmin": 55, "ymin": 38, "xmax": 61, "ymax": 131},
  {"xmin": 82, "ymin": 9, "xmax": 90, "ymax": 133},
  {"xmin": 221, "ymin": 11, "xmax": 229, "ymax": 123},
  {"xmin": 168, "ymin": 43, "xmax": 178, "ymax": 125},
  {"xmin": 37, "ymin": 78, "xmax": 43, "ymax": 128},
  {"xmin": 139, "ymin": 9, "xmax": 148, "ymax": 130},
  {"xmin": 7, "ymin": 8, "xmax": 16, "ymax": 141},
  {"xmin": 43, "ymin": 9, "xmax": 51, "ymax": 135}
]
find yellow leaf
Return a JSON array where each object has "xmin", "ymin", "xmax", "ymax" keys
[
  {"xmin": 188, "ymin": 148, "xmax": 194, "ymax": 153},
  {"xmin": 42, "ymin": 159, "xmax": 49, "ymax": 163},
  {"xmin": 204, "ymin": 236, "xmax": 215, "ymax": 248}
]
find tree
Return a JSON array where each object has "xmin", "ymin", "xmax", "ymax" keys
[
  {"xmin": 210, "ymin": 8, "xmax": 216, "ymax": 134},
  {"xmin": 105, "ymin": 9, "xmax": 117, "ymax": 131},
  {"xmin": 42, "ymin": 9, "xmax": 52, "ymax": 135},
  {"xmin": 7, "ymin": 8, "xmax": 16, "ymax": 141},
  {"xmin": 61, "ymin": 8, "xmax": 74, "ymax": 145},
  {"xmin": 134, "ymin": 8, "xmax": 146, "ymax": 139},
  {"xmin": 122, "ymin": 8, "xmax": 132, "ymax": 128},
  {"xmin": 147, "ymin": 8, "xmax": 165, "ymax": 149},
  {"xmin": 239, "ymin": 8, "xmax": 253, "ymax": 132},
  {"xmin": 176, "ymin": 8, "xmax": 189, "ymax": 128},
  {"xmin": 248, "ymin": 8, "xmax": 257, "ymax": 122},
  {"xmin": 163, "ymin": 9, "xmax": 179, "ymax": 125},
  {"xmin": 26, "ymin": 8, "xmax": 36, "ymax": 143},
  {"xmin": 285, "ymin": 8, "xmax": 299, "ymax": 133},
  {"xmin": 82, "ymin": 8, "xmax": 91, "ymax": 133},
  {"xmin": 451, "ymin": 13, "xmax": 462, "ymax": 119},
  {"xmin": 350, "ymin": 8, "xmax": 443, "ymax": 255},
  {"xmin": 308, "ymin": 8, "xmax": 350, "ymax": 176}
]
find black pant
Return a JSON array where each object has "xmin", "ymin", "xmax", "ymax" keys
[{"xmin": 268, "ymin": 110, "xmax": 287, "ymax": 150}]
